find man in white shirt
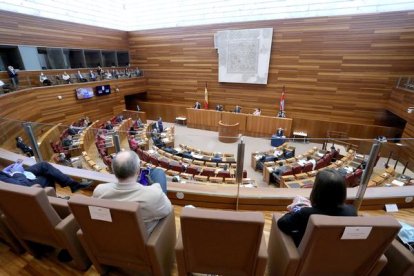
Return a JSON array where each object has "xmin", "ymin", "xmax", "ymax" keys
[
  {"xmin": 253, "ymin": 108, "xmax": 261, "ymax": 116},
  {"xmin": 93, "ymin": 150, "xmax": 172, "ymax": 234},
  {"xmin": 306, "ymin": 156, "xmax": 316, "ymax": 170}
]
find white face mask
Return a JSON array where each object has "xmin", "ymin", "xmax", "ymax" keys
[{"xmin": 398, "ymin": 221, "xmax": 414, "ymax": 252}]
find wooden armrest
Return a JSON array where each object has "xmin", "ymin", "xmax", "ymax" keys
[
  {"xmin": 48, "ymin": 196, "xmax": 71, "ymax": 218},
  {"xmin": 268, "ymin": 214, "xmax": 300, "ymax": 276},
  {"xmin": 146, "ymin": 209, "xmax": 176, "ymax": 276},
  {"xmin": 380, "ymin": 240, "xmax": 414, "ymax": 276},
  {"xmin": 44, "ymin": 187, "xmax": 57, "ymax": 197}
]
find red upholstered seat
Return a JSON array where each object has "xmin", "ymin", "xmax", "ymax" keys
[
  {"xmin": 149, "ymin": 155, "xmax": 159, "ymax": 166},
  {"xmin": 159, "ymin": 158, "xmax": 170, "ymax": 169},
  {"xmin": 302, "ymin": 162, "xmax": 313, "ymax": 173},
  {"xmin": 201, "ymin": 167, "xmax": 216, "ymax": 177},
  {"xmin": 186, "ymin": 165, "xmax": 201, "ymax": 175}
]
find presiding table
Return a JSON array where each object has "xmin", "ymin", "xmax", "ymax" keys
[{"xmin": 186, "ymin": 108, "xmax": 292, "ymax": 137}]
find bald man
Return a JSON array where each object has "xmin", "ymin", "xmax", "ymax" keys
[{"xmin": 92, "ymin": 150, "xmax": 171, "ymax": 234}]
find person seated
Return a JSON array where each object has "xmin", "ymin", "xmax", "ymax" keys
[
  {"xmin": 180, "ymin": 151, "xmax": 193, "ymax": 160},
  {"xmin": 152, "ymin": 135, "xmax": 165, "ymax": 148},
  {"xmin": 211, "ymin": 153, "xmax": 222, "ymax": 163},
  {"xmin": 93, "ymin": 150, "xmax": 172, "ymax": 234},
  {"xmin": 89, "ymin": 70, "xmax": 97, "ymax": 81},
  {"xmin": 7, "ymin": 65, "xmax": 18, "ymax": 88},
  {"xmin": 62, "ymin": 71, "xmax": 72, "ymax": 84},
  {"xmin": 0, "ymin": 160, "xmax": 91, "ymax": 192},
  {"xmin": 125, "ymin": 68, "xmax": 131, "ymax": 78},
  {"xmin": 105, "ymin": 121, "xmax": 114, "ymax": 130},
  {"xmin": 115, "ymin": 115, "xmax": 124, "ymax": 124},
  {"xmin": 77, "ymin": 71, "xmax": 88, "ymax": 82},
  {"xmin": 234, "ymin": 105, "xmax": 242, "ymax": 113},
  {"xmin": 82, "ymin": 116, "xmax": 91, "ymax": 127},
  {"xmin": 256, "ymin": 154, "xmax": 277, "ymax": 171},
  {"xmin": 129, "ymin": 126, "xmax": 137, "ymax": 136},
  {"xmin": 114, "ymin": 69, "xmax": 120, "ymax": 79},
  {"xmin": 277, "ymin": 110, "xmax": 286, "ymax": 118},
  {"xmin": 62, "ymin": 135, "xmax": 73, "ymax": 148},
  {"xmin": 135, "ymin": 68, "xmax": 142, "ymax": 77},
  {"xmin": 136, "ymin": 118, "xmax": 144, "ymax": 128},
  {"xmin": 306, "ymin": 156, "xmax": 316, "ymax": 170},
  {"xmin": 55, "ymin": 152, "xmax": 72, "ymax": 166},
  {"xmin": 194, "ymin": 101, "xmax": 201, "ymax": 109},
  {"xmin": 104, "ymin": 70, "xmax": 112, "ymax": 80},
  {"xmin": 95, "ymin": 66, "xmax": 103, "ymax": 79},
  {"xmin": 270, "ymin": 162, "xmax": 290, "ymax": 186},
  {"xmin": 283, "ymin": 148, "xmax": 295, "ymax": 159},
  {"xmin": 136, "ymin": 105, "xmax": 141, "ymax": 111},
  {"xmin": 276, "ymin": 128, "xmax": 285, "ymax": 137},
  {"xmin": 163, "ymin": 147, "xmax": 179, "ymax": 155},
  {"xmin": 155, "ymin": 117, "xmax": 164, "ymax": 133},
  {"xmin": 15, "ymin": 136, "xmax": 34, "ymax": 157},
  {"xmin": 277, "ymin": 169, "xmax": 357, "ymax": 246},
  {"xmin": 68, "ymin": 124, "xmax": 81, "ymax": 136},
  {"xmin": 129, "ymin": 136, "xmax": 139, "ymax": 151},
  {"xmin": 39, "ymin": 72, "xmax": 52, "ymax": 86},
  {"xmin": 253, "ymin": 108, "xmax": 261, "ymax": 116},
  {"xmin": 215, "ymin": 104, "xmax": 224, "ymax": 111},
  {"xmin": 96, "ymin": 130, "xmax": 106, "ymax": 142}
]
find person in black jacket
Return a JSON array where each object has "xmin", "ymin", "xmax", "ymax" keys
[
  {"xmin": 7, "ymin": 65, "xmax": 18, "ymax": 88},
  {"xmin": 15, "ymin": 136, "xmax": 34, "ymax": 157},
  {"xmin": 277, "ymin": 169, "xmax": 357, "ymax": 246},
  {"xmin": 0, "ymin": 160, "xmax": 91, "ymax": 192}
]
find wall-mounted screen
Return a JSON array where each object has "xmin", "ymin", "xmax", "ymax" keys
[
  {"xmin": 96, "ymin": 85, "xmax": 111, "ymax": 96},
  {"xmin": 75, "ymin": 87, "xmax": 94, "ymax": 99}
]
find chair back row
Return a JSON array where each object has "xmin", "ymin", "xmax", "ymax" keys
[{"xmin": 0, "ymin": 182, "xmax": 409, "ymax": 275}]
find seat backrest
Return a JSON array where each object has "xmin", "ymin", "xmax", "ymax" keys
[
  {"xmin": 302, "ymin": 162, "xmax": 313, "ymax": 173},
  {"xmin": 297, "ymin": 215, "xmax": 401, "ymax": 275},
  {"xmin": 201, "ymin": 168, "xmax": 215, "ymax": 177},
  {"xmin": 68, "ymin": 196, "xmax": 151, "ymax": 270},
  {"xmin": 0, "ymin": 183, "xmax": 61, "ymax": 245},
  {"xmin": 180, "ymin": 208, "xmax": 265, "ymax": 275},
  {"xmin": 187, "ymin": 165, "xmax": 201, "ymax": 175},
  {"xmin": 217, "ymin": 170, "xmax": 231, "ymax": 178}
]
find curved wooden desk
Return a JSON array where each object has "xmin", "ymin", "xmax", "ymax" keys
[{"xmin": 218, "ymin": 121, "xmax": 239, "ymax": 143}]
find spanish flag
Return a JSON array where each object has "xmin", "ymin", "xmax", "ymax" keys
[
  {"xmin": 204, "ymin": 82, "xmax": 209, "ymax": 109},
  {"xmin": 280, "ymin": 85, "xmax": 285, "ymax": 112}
]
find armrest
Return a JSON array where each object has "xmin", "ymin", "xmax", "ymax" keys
[
  {"xmin": 54, "ymin": 214, "xmax": 90, "ymax": 270},
  {"xmin": 175, "ymin": 230, "xmax": 186, "ymax": 276},
  {"xmin": 48, "ymin": 196, "xmax": 71, "ymax": 219},
  {"xmin": 268, "ymin": 214, "xmax": 300, "ymax": 276},
  {"xmin": 44, "ymin": 187, "xmax": 57, "ymax": 197},
  {"xmin": 379, "ymin": 240, "xmax": 414, "ymax": 276},
  {"xmin": 255, "ymin": 233, "xmax": 268, "ymax": 276},
  {"xmin": 146, "ymin": 209, "xmax": 176, "ymax": 276}
]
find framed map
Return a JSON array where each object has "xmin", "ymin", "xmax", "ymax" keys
[{"xmin": 214, "ymin": 28, "xmax": 273, "ymax": 84}]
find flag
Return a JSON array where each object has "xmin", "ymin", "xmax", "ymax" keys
[
  {"xmin": 204, "ymin": 82, "xmax": 209, "ymax": 109},
  {"xmin": 279, "ymin": 85, "xmax": 285, "ymax": 112}
]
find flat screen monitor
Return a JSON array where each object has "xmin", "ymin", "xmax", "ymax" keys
[
  {"xmin": 75, "ymin": 87, "xmax": 94, "ymax": 100},
  {"xmin": 96, "ymin": 85, "xmax": 111, "ymax": 96}
]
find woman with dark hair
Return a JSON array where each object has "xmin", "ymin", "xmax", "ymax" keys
[{"xmin": 277, "ymin": 168, "xmax": 357, "ymax": 246}]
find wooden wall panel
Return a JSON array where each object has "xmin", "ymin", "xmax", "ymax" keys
[
  {"xmin": 129, "ymin": 11, "xmax": 414, "ymax": 126},
  {"xmin": 126, "ymin": 101, "xmax": 189, "ymax": 122},
  {"xmin": 292, "ymin": 118, "xmax": 403, "ymax": 140},
  {"xmin": 0, "ymin": 78, "xmax": 146, "ymax": 150},
  {"xmin": 0, "ymin": 10, "xmax": 128, "ymax": 50},
  {"xmin": 387, "ymin": 88, "xmax": 414, "ymax": 171}
]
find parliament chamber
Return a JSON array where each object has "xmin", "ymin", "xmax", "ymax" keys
[{"xmin": 0, "ymin": 5, "xmax": 414, "ymax": 276}]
